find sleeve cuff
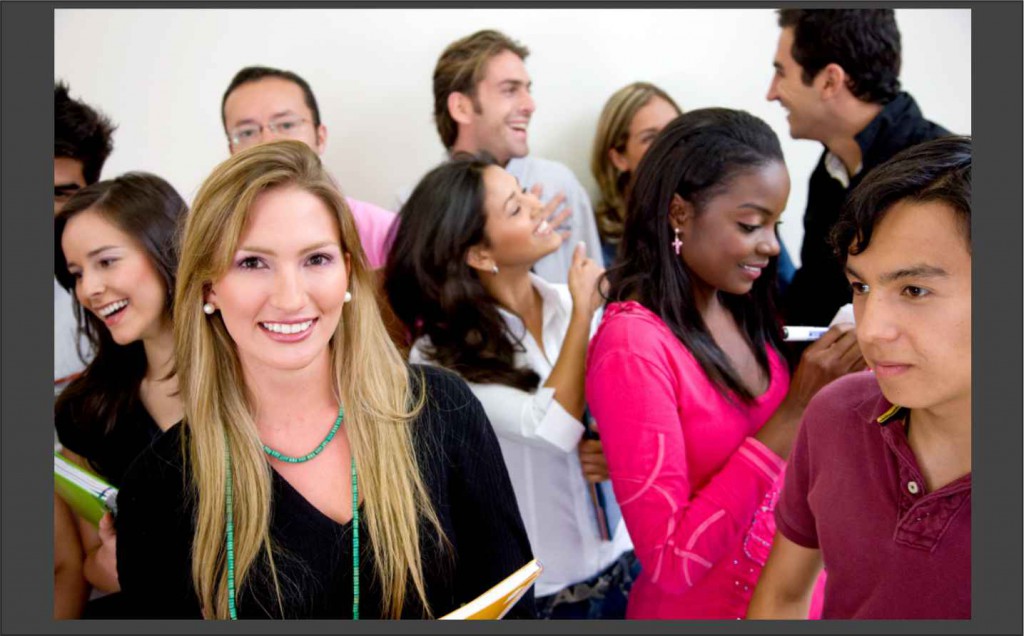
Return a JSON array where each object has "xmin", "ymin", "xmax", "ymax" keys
[
  {"xmin": 530, "ymin": 387, "xmax": 586, "ymax": 452},
  {"xmin": 774, "ymin": 506, "xmax": 820, "ymax": 550}
]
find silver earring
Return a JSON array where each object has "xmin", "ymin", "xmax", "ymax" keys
[
  {"xmin": 491, "ymin": 265, "xmax": 499, "ymax": 275},
  {"xmin": 344, "ymin": 291, "xmax": 352, "ymax": 303},
  {"xmin": 203, "ymin": 302, "xmax": 216, "ymax": 315},
  {"xmin": 672, "ymin": 227, "xmax": 683, "ymax": 255}
]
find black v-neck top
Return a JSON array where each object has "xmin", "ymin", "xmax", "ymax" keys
[{"xmin": 114, "ymin": 365, "xmax": 536, "ymax": 619}]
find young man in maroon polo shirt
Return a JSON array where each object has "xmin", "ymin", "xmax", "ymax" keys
[{"xmin": 747, "ymin": 136, "xmax": 972, "ymax": 619}]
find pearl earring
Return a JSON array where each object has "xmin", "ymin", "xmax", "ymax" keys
[
  {"xmin": 672, "ymin": 227, "xmax": 683, "ymax": 255},
  {"xmin": 344, "ymin": 291, "xmax": 352, "ymax": 303},
  {"xmin": 203, "ymin": 302, "xmax": 216, "ymax": 315},
  {"xmin": 491, "ymin": 265, "xmax": 499, "ymax": 275}
]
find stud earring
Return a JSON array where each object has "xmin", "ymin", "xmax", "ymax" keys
[
  {"xmin": 203, "ymin": 302, "xmax": 216, "ymax": 315},
  {"xmin": 491, "ymin": 265, "xmax": 499, "ymax": 275},
  {"xmin": 344, "ymin": 291, "xmax": 352, "ymax": 303},
  {"xmin": 672, "ymin": 227, "xmax": 683, "ymax": 255}
]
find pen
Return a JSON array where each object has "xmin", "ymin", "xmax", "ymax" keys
[{"xmin": 783, "ymin": 326, "xmax": 829, "ymax": 342}]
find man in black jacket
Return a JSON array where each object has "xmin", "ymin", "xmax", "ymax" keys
[{"xmin": 767, "ymin": 9, "xmax": 951, "ymax": 327}]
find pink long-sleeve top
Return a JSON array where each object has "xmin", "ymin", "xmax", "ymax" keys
[{"xmin": 586, "ymin": 301, "xmax": 793, "ymax": 619}]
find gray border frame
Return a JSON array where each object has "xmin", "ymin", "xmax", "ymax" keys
[{"xmin": 3, "ymin": 1, "xmax": 1020, "ymax": 634}]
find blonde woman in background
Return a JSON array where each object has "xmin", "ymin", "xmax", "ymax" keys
[
  {"xmin": 590, "ymin": 82, "xmax": 681, "ymax": 266},
  {"xmin": 114, "ymin": 140, "xmax": 534, "ymax": 620}
]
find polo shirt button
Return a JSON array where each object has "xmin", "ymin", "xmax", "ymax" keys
[{"xmin": 907, "ymin": 481, "xmax": 920, "ymax": 494}]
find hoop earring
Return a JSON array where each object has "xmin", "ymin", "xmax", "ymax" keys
[
  {"xmin": 672, "ymin": 228, "xmax": 683, "ymax": 255},
  {"xmin": 203, "ymin": 302, "xmax": 216, "ymax": 315}
]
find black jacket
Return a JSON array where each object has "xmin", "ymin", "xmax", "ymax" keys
[{"xmin": 782, "ymin": 92, "xmax": 952, "ymax": 326}]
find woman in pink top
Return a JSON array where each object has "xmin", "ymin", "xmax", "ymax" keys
[{"xmin": 586, "ymin": 109, "xmax": 864, "ymax": 619}]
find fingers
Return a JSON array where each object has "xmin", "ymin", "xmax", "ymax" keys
[
  {"xmin": 98, "ymin": 512, "xmax": 116, "ymax": 543},
  {"xmin": 571, "ymin": 241, "xmax": 587, "ymax": 267},
  {"xmin": 548, "ymin": 204, "xmax": 572, "ymax": 229},
  {"xmin": 836, "ymin": 336, "xmax": 866, "ymax": 372},
  {"xmin": 529, "ymin": 184, "xmax": 544, "ymax": 198},
  {"xmin": 806, "ymin": 322, "xmax": 855, "ymax": 351}
]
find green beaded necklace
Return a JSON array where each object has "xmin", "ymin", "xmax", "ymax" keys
[
  {"xmin": 224, "ymin": 405, "xmax": 360, "ymax": 620},
  {"xmin": 262, "ymin": 405, "xmax": 344, "ymax": 463}
]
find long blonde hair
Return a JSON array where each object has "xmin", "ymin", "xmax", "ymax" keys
[
  {"xmin": 590, "ymin": 82, "xmax": 681, "ymax": 245},
  {"xmin": 175, "ymin": 140, "xmax": 444, "ymax": 619}
]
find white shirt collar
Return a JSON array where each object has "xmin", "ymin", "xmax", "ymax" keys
[
  {"xmin": 495, "ymin": 273, "xmax": 567, "ymax": 343},
  {"xmin": 824, "ymin": 151, "xmax": 862, "ymax": 189}
]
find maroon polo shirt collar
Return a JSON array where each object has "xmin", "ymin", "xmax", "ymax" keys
[{"xmin": 873, "ymin": 404, "xmax": 972, "ymax": 553}]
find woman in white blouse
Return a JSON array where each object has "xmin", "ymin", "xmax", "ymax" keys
[{"xmin": 384, "ymin": 152, "xmax": 637, "ymax": 619}]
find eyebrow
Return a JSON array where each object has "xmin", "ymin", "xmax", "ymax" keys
[
  {"xmin": 230, "ymin": 110, "xmax": 297, "ymax": 127},
  {"xmin": 54, "ymin": 183, "xmax": 82, "ymax": 193},
  {"xmin": 238, "ymin": 241, "xmax": 339, "ymax": 256},
  {"xmin": 845, "ymin": 263, "xmax": 949, "ymax": 283},
  {"xmin": 737, "ymin": 204, "xmax": 777, "ymax": 219},
  {"xmin": 87, "ymin": 245, "xmax": 121, "ymax": 258},
  {"xmin": 498, "ymin": 79, "xmax": 531, "ymax": 90}
]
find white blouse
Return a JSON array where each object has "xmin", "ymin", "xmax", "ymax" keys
[{"xmin": 410, "ymin": 274, "xmax": 632, "ymax": 597}]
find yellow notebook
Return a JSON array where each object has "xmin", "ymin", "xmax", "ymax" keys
[{"xmin": 439, "ymin": 559, "xmax": 543, "ymax": 620}]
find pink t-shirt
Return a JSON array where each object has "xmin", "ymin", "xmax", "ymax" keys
[
  {"xmin": 344, "ymin": 197, "xmax": 397, "ymax": 270},
  {"xmin": 586, "ymin": 301, "xmax": 820, "ymax": 619}
]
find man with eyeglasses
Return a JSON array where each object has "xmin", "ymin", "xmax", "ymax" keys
[{"xmin": 221, "ymin": 66, "xmax": 397, "ymax": 269}]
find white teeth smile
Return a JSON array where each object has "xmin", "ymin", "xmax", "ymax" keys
[
  {"xmin": 261, "ymin": 320, "xmax": 314, "ymax": 335},
  {"xmin": 509, "ymin": 123, "xmax": 528, "ymax": 132},
  {"xmin": 534, "ymin": 220, "xmax": 550, "ymax": 236},
  {"xmin": 97, "ymin": 300, "xmax": 128, "ymax": 317}
]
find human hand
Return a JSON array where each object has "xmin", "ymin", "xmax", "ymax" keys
[
  {"xmin": 787, "ymin": 323, "xmax": 866, "ymax": 409},
  {"xmin": 567, "ymin": 242, "xmax": 605, "ymax": 318},
  {"xmin": 530, "ymin": 184, "xmax": 572, "ymax": 240},
  {"xmin": 91, "ymin": 512, "xmax": 120, "ymax": 592},
  {"xmin": 578, "ymin": 438, "xmax": 609, "ymax": 484}
]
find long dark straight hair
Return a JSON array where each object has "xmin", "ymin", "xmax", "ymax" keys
[
  {"xmin": 605, "ymin": 108, "xmax": 787, "ymax": 402},
  {"xmin": 55, "ymin": 172, "xmax": 187, "ymax": 472},
  {"xmin": 384, "ymin": 153, "xmax": 540, "ymax": 391}
]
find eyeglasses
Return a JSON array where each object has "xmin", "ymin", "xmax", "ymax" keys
[{"xmin": 228, "ymin": 117, "xmax": 311, "ymax": 149}]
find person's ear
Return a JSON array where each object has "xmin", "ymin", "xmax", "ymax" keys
[
  {"xmin": 669, "ymin": 193, "xmax": 696, "ymax": 237},
  {"xmin": 315, "ymin": 124, "xmax": 329, "ymax": 156},
  {"xmin": 448, "ymin": 91, "xmax": 475, "ymax": 126},
  {"xmin": 818, "ymin": 63, "xmax": 847, "ymax": 100},
  {"xmin": 609, "ymin": 146, "xmax": 631, "ymax": 174},
  {"xmin": 465, "ymin": 243, "xmax": 496, "ymax": 274}
]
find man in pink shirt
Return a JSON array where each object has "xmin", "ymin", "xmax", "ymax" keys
[
  {"xmin": 220, "ymin": 66, "xmax": 396, "ymax": 269},
  {"xmin": 748, "ymin": 136, "xmax": 972, "ymax": 619}
]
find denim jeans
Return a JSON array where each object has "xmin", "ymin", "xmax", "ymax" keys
[{"xmin": 535, "ymin": 551, "xmax": 640, "ymax": 620}]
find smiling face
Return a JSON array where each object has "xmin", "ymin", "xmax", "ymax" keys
[
  {"xmin": 471, "ymin": 165, "xmax": 561, "ymax": 271},
  {"xmin": 766, "ymin": 27, "xmax": 829, "ymax": 141},
  {"xmin": 61, "ymin": 208, "xmax": 169, "ymax": 345},
  {"xmin": 459, "ymin": 50, "xmax": 535, "ymax": 165},
  {"xmin": 222, "ymin": 77, "xmax": 326, "ymax": 156},
  {"xmin": 845, "ymin": 200, "xmax": 971, "ymax": 412},
  {"xmin": 206, "ymin": 185, "xmax": 350, "ymax": 376},
  {"xmin": 676, "ymin": 161, "xmax": 790, "ymax": 296},
  {"xmin": 610, "ymin": 96, "xmax": 681, "ymax": 174},
  {"xmin": 207, "ymin": 186, "xmax": 352, "ymax": 376}
]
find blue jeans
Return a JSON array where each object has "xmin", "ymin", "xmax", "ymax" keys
[{"xmin": 535, "ymin": 551, "xmax": 640, "ymax": 620}]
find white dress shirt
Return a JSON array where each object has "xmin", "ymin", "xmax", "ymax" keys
[{"xmin": 410, "ymin": 274, "xmax": 632, "ymax": 597}]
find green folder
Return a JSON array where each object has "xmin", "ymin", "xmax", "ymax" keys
[{"xmin": 54, "ymin": 452, "xmax": 117, "ymax": 526}]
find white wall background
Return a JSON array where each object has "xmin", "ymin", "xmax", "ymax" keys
[{"xmin": 55, "ymin": 8, "xmax": 970, "ymax": 264}]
